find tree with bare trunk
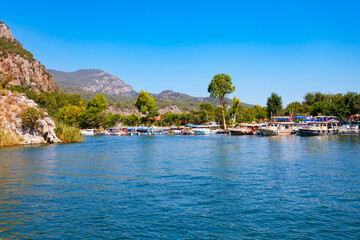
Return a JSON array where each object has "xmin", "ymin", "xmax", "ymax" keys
[{"xmin": 208, "ymin": 73, "xmax": 235, "ymax": 129}]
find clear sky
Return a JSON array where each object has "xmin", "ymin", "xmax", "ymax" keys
[{"xmin": 2, "ymin": 0, "xmax": 360, "ymax": 106}]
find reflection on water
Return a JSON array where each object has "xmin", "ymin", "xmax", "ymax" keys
[{"xmin": 0, "ymin": 135, "xmax": 360, "ymax": 239}]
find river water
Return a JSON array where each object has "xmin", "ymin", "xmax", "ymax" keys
[{"xmin": 1, "ymin": 135, "xmax": 360, "ymax": 239}]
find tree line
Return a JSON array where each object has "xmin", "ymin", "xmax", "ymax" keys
[{"xmin": 7, "ymin": 73, "xmax": 360, "ymax": 130}]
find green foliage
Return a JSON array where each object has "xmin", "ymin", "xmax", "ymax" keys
[
  {"xmin": 301, "ymin": 92, "xmax": 360, "ymax": 120},
  {"xmin": 87, "ymin": 94, "xmax": 107, "ymax": 111},
  {"xmin": 252, "ymin": 105, "xmax": 267, "ymax": 120},
  {"xmin": 134, "ymin": 91, "xmax": 156, "ymax": 114},
  {"xmin": 0, "ymin": 37, "xmax": 35, "ymax": 62},
  {"xmin": 8, "ymin": 85, "xmax": 83, "ymax": 117},
  {"xmin": 208, "ymin": 73, "xmax": 235, "ymax": 101},
  {"xmin": 134, "ymin": 91, "xmax": 157, "ymax": 125},
  {"xmin": 266, "ymin": 92, "xmax": 283, "ymax": 118},
  {"xmin": 103, "ymin": 112, "xmax": 122, "ymax": 128},
  {"xmin": 55, "ymin": 121, "xmax": 83, "ymax": 143},
  {"xmin": 21, "ymin": 108, "xmax": 41, "ymax": 129},
  {"xmin": 285, "ymin": 101, "xmax": 305, "ymax": 116},
  {"xmin": 230, "ymin": 97, "xmax": 241, "ymax": 122},
  {"xmin": 208, "ymin": 73, "xmax": 235, "ymax": 129},
  {"xmin": 121, "ymin": 114, "xmax": 139, "ymax": 126},
  {"xmin": 57, "ymin": 105, "xmax": 82, "ymax": 126},
  {"xmin": 0, "ymin": 127, "xmax": 20, "ymax": 146},
  {"xmin": 76, "ymin": 94, "xmax": 108, "ymax": 128}
]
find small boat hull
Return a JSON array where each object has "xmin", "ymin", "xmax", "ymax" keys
[
  {"xmin": 260, "ymin": 128, "xmax": 294, "ymax": 136},
  {"xmin": 297, "ymin": 129, "xmax": 338, "ymax": 136},
  {"xmin": 229, "ymin": 130, "xmax": 253, "ymax": 135}
]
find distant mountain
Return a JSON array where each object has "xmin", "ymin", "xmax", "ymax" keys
[
  {"xmin": 49, "ymin": 69, "xmax": 252, "ymax": 110},
  {"xmin": 47, "ymin": 69, "xmax": 137, "ymax": 97},
  {"xmin": 151, "ymin": 90, "xmax": 252, "ymax": 108}
]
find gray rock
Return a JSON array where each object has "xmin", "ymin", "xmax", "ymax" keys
[{"xmin": 0, "ymin": 90, "xmax": 61, "ymax": 145}]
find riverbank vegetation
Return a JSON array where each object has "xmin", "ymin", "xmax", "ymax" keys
[
  {"xmin": 5, "ymin": 75, "xmax": 360, "ymax": 131},
  {"xmin": 0, "ymin": 127, "xmax": 19, "ymax": 146},
  {"xmin": 54, "ymin": 121, "xmax": 83, "ymax": 143}
]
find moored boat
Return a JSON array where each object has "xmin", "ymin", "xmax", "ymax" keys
[
  {"xmin": 259, "ymin": 116, "xmax": 296, "ymax": 136},
  {"xmin": 188, "ymin": 122, "xmax": 220, "ymax": 135},
  {"xmin": 296, "ymin": 117, "xmax": 340, "ymax": 136},
  {"xmin": 80, "ymin": 129, "xmax": 97, "ymax": 136},
  {"xmin": 229, "ymin": 124, "xmax": 253, "ymax": 135}
]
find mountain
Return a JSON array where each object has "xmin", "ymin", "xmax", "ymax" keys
[
  {"xmin": 49, "ymin": 69, "xmax": 253, "ymax": 109},
  {"xmin": 47, "ymin": 69, "xmax": 137, "ymax": 97},
  {"xmin": 0, "ymin": 22, "xmax": 57, "ymax": 93}
]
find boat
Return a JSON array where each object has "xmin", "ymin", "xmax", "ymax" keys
[
  {"xmin": 168, "ymin": 127, "xmax": 183, "ymax": 135},
  {"xmin": 181, "ymin": 127, "xmax": 194, "ymax": 135},
  {"xmin": 136, "ymin": 127, "xmax": 152, "ymax": 136},
  {"xmin": 229, "ymin": 123, "xmax": 266, "ymax": 135},
  {"xmin": 189, "ymin": 122, "xmax": 220, "ymax": 135},
  {"xmin": 229, "ymin": 124, "xmax": 253, "ymax": 135},
  {"xmin": 80, "ymin": 129, "xmax": 97, "ymax": 136},
  {"xmin": 296, "ymin": 116, "xmax": 340, "ymax": 136},
  {"xmin": 152, "ymin": 127, "xmax": 168, "ymax": 135},
  {"xmin": 193, "ymin": 128, "xmax": 211, "ymax": 135},
  {"xmin": 259, "ymin": 116, "xmax": 296, "ymax": 136},
  {"xmin": 339, "ymin": 124, "xmax": 359, "ymax": 134}
]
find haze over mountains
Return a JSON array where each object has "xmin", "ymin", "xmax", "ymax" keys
[{"xmin": 48, "ymin": 69, "xmax": 252, "ymax": 108}]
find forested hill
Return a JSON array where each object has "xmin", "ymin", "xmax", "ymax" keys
[{"xmin": 49, "ymin": 69, "xmax": 253, "ymax": 110}]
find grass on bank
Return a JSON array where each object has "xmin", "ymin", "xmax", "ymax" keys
[
  {"xmin": 0, "ymin": 127, "xmax": 20, "ymax": 146},
  {"xmin": 55, "ymin": 121, "xmax": 83, "ymax": 143}
]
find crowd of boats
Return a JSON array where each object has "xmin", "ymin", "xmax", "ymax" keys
[{"xmin": 81, "ymin": 116, "xmax": 360, "ymax": 137}]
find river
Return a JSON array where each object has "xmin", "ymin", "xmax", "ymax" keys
[{"xmin": 1, "ymin": 135, "xmax": 359, "ymax": 239}]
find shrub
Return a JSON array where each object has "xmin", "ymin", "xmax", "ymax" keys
[
  {"xmin": 55, "ymin": 121, "xmax": 83, "ymax": 143},
  {"xmin": 21, "ymin": 107, "xmax": 41, "ymax": 129}
]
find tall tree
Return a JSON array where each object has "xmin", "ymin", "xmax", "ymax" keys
[
  {"xmin": 134, "ymin": 91, "xmax": 157, "ymax": 126},
  {"xmin": 230, "ymin": 96, "xmax": 240, "ymax": 123},
  {"xmin": 208, "ymin": 73, "xmax": 235, "ymax": 129},
  {"xmin": 266, "ymin": 92, "xmax": 282, "ymax": 118}
]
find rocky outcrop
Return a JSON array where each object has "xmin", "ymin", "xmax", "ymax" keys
[
  {"xmin": 0, "ymin": 23, "xmax": 13, "ymax": 41},
  {"xmin": 0, "ymin": 22, "xmax": 57, "ymax": 93},
  {"xmin": 158, "ymin": 105, "xmax": 182, "ymax": 114},
  {"xmin": 0, "ymin": 90, "xmax": 60, "ymax": 144},
  {"xmin": 106, "ymin": 106, "xmax": 140, "ymax": 116}
]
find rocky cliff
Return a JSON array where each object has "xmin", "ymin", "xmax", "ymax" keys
[
  {"xmin": 0, "ymin": 22, "xmax": 57, "ymax": 93},
  {"xmin": 48, "ymin": 69, "xmax": 136, "ymax": 96},
  {"xmin": 0, "ymin": 89, "xmax": 60, "ymax": 144},
  {"xmin": 158, "ymin": 105, "xmax": 182, "ymax": 114}
]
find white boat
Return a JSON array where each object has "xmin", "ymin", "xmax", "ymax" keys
[
  {"xmin": 80, "ymin": 129, "xmax": 97, "ymax": 136},
  {"xmin": 190, "ymin": 122, "xmax": 220, "ymax": 135},
  {"xmin": 193, "ymin": 128, "xmax": 211, "ymax": 135},
  {"xmin": 259, "ymin": 117, "xmax": 296, "ymax": 136},
  {"xmin": 297, "ymin": 117, "xmax": 340, "ymax": 136},
  {"xmin": 339, "ymin": 124, "xmax": 359, "ymax": 134}
]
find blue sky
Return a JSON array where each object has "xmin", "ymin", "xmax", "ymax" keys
[{"xmin": 2, "ymin": 0, "xmax": 360, "ymax": 106}]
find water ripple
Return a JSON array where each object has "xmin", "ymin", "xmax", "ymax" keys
[{"xmin": 0, "ymin": 135, "xmax": 360, "ymax": 239}]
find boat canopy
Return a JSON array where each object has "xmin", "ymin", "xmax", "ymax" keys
[
  {"xmin": 274, "ymin": 117, "xmax": 289, "ymax": 120},
  {"xmin": 293, "ymin": 116, "xmax": 307, "ymax": 119}
]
